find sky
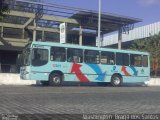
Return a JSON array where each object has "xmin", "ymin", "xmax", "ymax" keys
[{"xmin": 46, "ymin": 0, "xmax": 160, "ymax": 27}]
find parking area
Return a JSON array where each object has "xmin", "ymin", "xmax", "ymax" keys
[{"xmin": 0, "ymin": 85, "xmax": 160, "ymax": 114}]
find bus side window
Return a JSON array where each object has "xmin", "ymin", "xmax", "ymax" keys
[
  {"xmin": 73, "ymin": 56, "xmax": 79, "ymax": 63},
  {"xmin": 55, "ymin": 55, "xmax": 63, "ymax": 61},
  {"xmin": 130, "ymin": 54, "xmax": 142, "ymax": 67},
  {"xmin": 142, "ymin": 55, "xmax": 148, "ymax": 67},
  {"xmin": 51, "ymin": 47, "xmax": 66, "ymax": 62},
  {"xmin": 84, "ymin": 50, "xmax": 100, "ymax": 64},
  {"xmin": 67, "ymin": 56, "xmax": 73, "ymax": 62},
  {"xmin": 101, "ymin": 51, "xmax": 115, "ymax": 65},
  {"xmin": 32, "ymin": 48, "xmax": 48, "ymax": 66},
  {"xmin": 67, "ymin": 48, "xmax": 83, "ymax": 63},
  {"xmin": 116, "ymin": 53, "xmax": 129, "ymax": 66},
  {"xmin": 109, "ymin": 59, "xmax": 115, "ymax": 65}
]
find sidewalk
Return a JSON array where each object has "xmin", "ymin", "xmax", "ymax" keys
[
  {"xmin": 0, "ymin": 73, "xmax": 36, "ymax": 85},
  {"xmin": 145, "ymin": 77, "xmax": 160, "ymax": 86},
  {"xmin": 0, "ymin": 73, "xmax": 160, "ymax": 86}
]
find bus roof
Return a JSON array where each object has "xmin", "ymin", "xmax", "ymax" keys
[{"xmin": 31, "ymin": 41, "xmax": 149, "ymax": 55}]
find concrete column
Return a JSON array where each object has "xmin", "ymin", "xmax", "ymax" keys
[
  {"xmin": 101, "ymin": 33, "xmax": 103, "ymax": 47},
  {"xmin": 118, "ymin": 28, "xmax": 122, "ymax": 49},
  {"xmin": 42, "ymin": 29, "xmax": 44, "ymax": 41},
  {"xmin": 0, "ymin": 55, "xmax": 1, "ymax": 73},
  {"xmin": 79, "ymin": 25, "xmax": 82, "ymax": 45},
  {"xmin": 22, "ymin": 28, "xmax": 25, "ymax": 39},
  {"xmin": 33, "ymin": 19, "xmax": 36, "ymax": 41},
  {"xmin": 1, "ymin": 26, "xmax": 3, "ymax": 38},
  {"xmin": 0, "ymin": 63, "xmax": 1, "ymax": 72},
  {"xmin": 98, "ymin": 0, "xmax": 101, "ymax": 48}
]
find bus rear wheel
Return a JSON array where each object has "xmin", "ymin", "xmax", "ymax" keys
[
  {"xmin": 49, "ymin": 73, "xmax": 62, "ymax": 86},
  {"xmin": 111, "ymin": 75, "xmax": 122, "ymax": 87}
]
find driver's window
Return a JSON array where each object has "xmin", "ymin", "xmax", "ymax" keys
[{"xmin": 32, "ymin": 48, "xmax": 48, "ymax": 66}]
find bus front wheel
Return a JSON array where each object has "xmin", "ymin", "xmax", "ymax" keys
[
  {"xmin": 111, "ymin": 75, "xmax": 122, "ymax": 87},
  {"xmin": 49, "ymin": 73, "xmax": 62, "ymax": 86}
]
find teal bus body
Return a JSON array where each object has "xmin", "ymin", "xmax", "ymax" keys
[{"xmin": 20, "ymin": 41, "xmax": 150, "ymax": 86}]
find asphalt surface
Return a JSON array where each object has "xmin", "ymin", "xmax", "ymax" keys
[{"xmin": 0, "ymin": 85, "xmax": 160, "ymax": 119}]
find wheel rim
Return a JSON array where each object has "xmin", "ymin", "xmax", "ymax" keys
[
  {"xmin": 113, "ymin": 77, "xmax": 121, "ymax": 85},
  {"xmin": 52, "ymin": 76, "xmax": 60, "ymax": 84}
]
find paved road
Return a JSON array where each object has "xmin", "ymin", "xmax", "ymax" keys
[{"xmin": 0, "ymin": 85, "xmax": 160, "ymax": 119}]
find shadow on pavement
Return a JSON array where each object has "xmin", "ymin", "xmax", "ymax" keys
[{"xmin": 31, "ymin": 81, "xmax": 146, "ymax": 87}]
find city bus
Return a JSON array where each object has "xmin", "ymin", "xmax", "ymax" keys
[{"xmin": 20, "ymin": 41, "xmax": 150, "ymax": 86}]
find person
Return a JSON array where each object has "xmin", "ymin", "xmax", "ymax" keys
[
  {"xmin": 110, "ymin": 59, "xmax": 114, "ymax": 65},
  {"xmin": 73, "ymin": 56, "xmax": 79, "ymax": 63}
]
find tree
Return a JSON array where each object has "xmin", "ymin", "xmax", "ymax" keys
[
  {"xmin": 0, "ymin": 0, "xmax": 10, "ymax": 20},
  {"xmin": 130, "ymin": 32, "xmax": 160, "ymax": 77}
]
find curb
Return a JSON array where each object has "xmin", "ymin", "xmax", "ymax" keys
[{"xmin": 0, "ymin": 74, "xmax": 160, "ymax": 86}]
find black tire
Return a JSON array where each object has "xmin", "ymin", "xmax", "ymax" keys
[
  {"xmin": 111, "ymin": 75, "xmax": 123, "ymax": 87},
  {"xmin": 49, "ymin": 73, "xmax": 62, "ymax": 86},
  {"xmin": 40, "ymin": 81, "xmax": 49, "ymax": 86}
]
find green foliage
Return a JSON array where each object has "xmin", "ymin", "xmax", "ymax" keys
[
  {"xmin": 130, "ymin": 38, "xmax": 148, "ymax": 51},
  {"xmin": 131, "ymin": 32, "xmax": 160, "ymax": 61},
  {"xmin": 131, "ymin": 32, "xmax": 160, "ymax": 76}
]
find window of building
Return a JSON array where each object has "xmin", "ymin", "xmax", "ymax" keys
[
  {"xmin": 142, "ymin": 55, "xmax": 148, "ymax": 67},
  {"xmin": 116, "ymin": 53, "xmax": 129, "ymax": 66},
  {"xmin": 84, "ymin": 50, "xmax": 100, "ymax": 64},
  {"xmin": 67, "ymin": 48, "xmax": 83, "ymax": 63},
  {"xmin": 101, "ymin": 51, "xmax": 115, "ymax": 65},
  {"xmin": 50, "ymin": 47, "xmax": 66, "ymax": 62},
  {"xmin": 130, "ymin": 54, "xmax": 142, "ymax": 67}
]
